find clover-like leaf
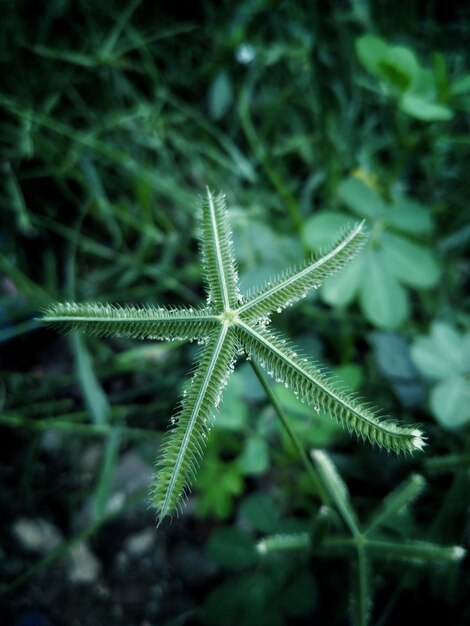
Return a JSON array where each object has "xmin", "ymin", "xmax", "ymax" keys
[
  {"xmin": 304, "ymin": 178, "xmax": 441, "ymax": 329},
  {"xmin": 355, "ymin": 34, "xmax": 453, "ymax": 122},
  {"xmin": 359, "ymin": 248, "xmax": 409, "ymax": 329},
  {"xmin": 411, "ymin": 322, "xmax": 470, "ymax": 429},
  {"xmin": 411, "ymin": 322, "xmax": 469, "ymax": 379}
]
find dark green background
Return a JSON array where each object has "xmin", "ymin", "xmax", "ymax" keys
[{"xmin": 1, "ymin": 1, "xmax": 469, "ymax": 625}]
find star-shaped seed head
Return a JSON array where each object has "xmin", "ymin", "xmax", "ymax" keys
[{"xmin": 42, "ymin": 188, "xmax": 425, "ymax": 525}]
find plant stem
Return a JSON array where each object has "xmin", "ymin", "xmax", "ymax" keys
[
  {"xmin": 356, "ymin": 545, "xmax": 370, "ymax": 626},
  {"xmin": 0, "ymin": 413, "xmax": 161, "ymax": 441},
  {"xmin": 251, "ymin": 360, "xmax": 329, "ymax": 505},
  {"xmin": 239, "ymin": 87, "xmax": 304, "ymax": 237}
]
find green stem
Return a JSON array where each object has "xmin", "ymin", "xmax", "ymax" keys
[
  {"xmin": 356, "ymin": 545, "xmax": 370, "ymax": 626},
  {"xmin": 374, "ymin": 474, "xmax": 465, "ymax": 626},
  {"xmin": 424, "ymin": 453, "xmax": 470, "ymax": 474},
  {"xmin": 239, "ymin": 87, "xmax": 304, "ymax": 237},
  {"xmin": 251, "ymin": 361, "xmax": 328, "ymax": 505},
  {"xmin": 0, "ymin": 413, "xmax": 161, "ymax": 441}
]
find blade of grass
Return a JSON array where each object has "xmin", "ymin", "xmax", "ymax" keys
[
  {"xmin": 93, "ymin": 427, "xmax": 122, "ymax": 519},
  {"xmin": 0, "ymin": 413, "xmax": 161, "ymax": 441}
]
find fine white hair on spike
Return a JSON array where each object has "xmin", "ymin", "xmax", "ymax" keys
[
  {"xmin": 411, "ymin": 430, "xmax": 426, "ymax": 452},
  {"xmin": 42, "ymin": 190, "xmax": 426, "ymax": 524},
  {"xmin": 452, "ymin": 546, "xmax": 466, "ymax": 561}
]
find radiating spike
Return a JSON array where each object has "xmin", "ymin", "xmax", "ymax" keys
[
  {"xmin": 238, "ymin": 221, "xmax": 367, "ymax": 321},
  {"xmin": 236, "ymin": 322, "xmax": 424, "ymax": 455},
  {"xmin": 150, "ymin": 326, "xmax": 238, "ymax": 525},
  {"xmin": 41, "ymin": 302, "xmax": 218, "ymax": 342}
]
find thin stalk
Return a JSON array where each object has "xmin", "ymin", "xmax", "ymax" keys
[
  {"xmin": 251, "ymin": 360, "xmax": 328, "ymax": 505},
  {"xmin": 356, "ymin": 545, "xmax": 370, "ymax": 626},
  {"xmin": 424, "ymin": 453, "xmax": 470, "ymax": 474},
  {"xmin": 239, "ymin": 87, "xmax": 304, "ymax": 237},
  {"xmin": 375, "ymin": 474, "xmax": 466, "ymax": 626},
  {"xmin": 311, "ymin": 450, "xmax": 361, "ymax": 538},
  {"xmin": 0, "ymin": 413, "xmax": 161, "ymax": 441}
]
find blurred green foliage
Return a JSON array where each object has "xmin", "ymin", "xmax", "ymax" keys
[
  {"xmin": 412, "ymin": 322, "xmax": 470, "ymax": 428},
  {"xmin": 1, "ymin": 1, "xmax": 470, "ymax": 625},
  {"xmin": 305, "ymin": 176, "xmax": 440, "ymax": 328}
]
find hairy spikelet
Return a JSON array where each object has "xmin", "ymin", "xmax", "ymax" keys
[
  {"xmin": 199, "ymin": 188, "xmax": 242, "ymax": 308},
  {"xmin": 365, "ymin": 474, "xmax": 426, "ymax": 535},
  {"xmin": 238, "ymin": 221, "xmax": 367, "ymax": 321},
  {"xmin": 237, "ymin": 323, "xmax": 425, "ymax": 454},
  {"xmin": 151, "ymin": 326, "xmax": 238, "ymax": 525},
  {"xmin": 257, "ymin": 533, "xmax": 309, "ymax": 555},
  {"xmin": 42, "ymin": 190, "xmax": 426, "ymax": 524},
  {"xmin": 41, "ymin": 302, "xmax": 218, "ymax": 341}
]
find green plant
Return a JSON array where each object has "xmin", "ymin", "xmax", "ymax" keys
[
  {"xmin": 200, "ymin": 450, "xmax": 466, "ymax": 626},
  {"xmin": 355, "ymin": 34, "xmax": 454, "ymax": 121},
  {"xmin": 411, "ymin": 321, "xmax": 470, "ymax": 428},
  {"xmin": 255, "ymin": 450, "xmax": 465, "ymax": 626},
  {"xmin": 304, "ymin": 175, "xmax": 440, "ymax": 329},
  {"xmin": 41, "ymin": 189, "xmax": 425, "ymax": 525}
]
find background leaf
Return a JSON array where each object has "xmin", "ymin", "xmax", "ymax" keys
[
  {"xmin": 431, "ymin": 376, "xmax": 470, "ymax": 429},
  {"xmin": 387, "ymin": 197, "xmax": 433, "ymax": 234},
  {"xmin": 303, "ymin": 212, "xmax": 351, "ymax": 250},
  {"xmin": 207, "ymin": 528, "xmax": 258, "ymax": 570},
  {"xmin": 382, "ymin": 232, "xmax": 440, "ymax": 288},
  {"xmin": 337, "ymin": 178, "xmax": 385, "ymax": 219},
  {"xmin": 360, "ymin": 250, "xmax": 408, "ymax": 329},
  {"xmin": 209, "ymin": 71, "xmax": 234, "ymax": 120},
  {"xmin": 321, "ymin": 255, "xmax": 365, "ymax": 307},
  {"xmin": 411, "ymin": 323, "xmax": 467, "ymax": 378},
  {"xmin": 71, "ymin": 333, "xmax": 110, "ymax": 426},
  {"xmin": 1, "ymin": 4, "xmax": 469, "ymax": 624},
  {"xmin": 238, "ymin": 435, "xmax": 269, "ymax": 475},
  {"xmin": 400, "ymin": 94, "xmax": 453, "ymax": 121}
]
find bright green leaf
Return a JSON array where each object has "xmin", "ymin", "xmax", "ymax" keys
[
  {"xmin": 197, "ymin": 455, "xmax": 244, "ymax": 519},
  {"xmin": 411, "ymin": 322, "xmax": 467, "ymax": 379},
  {"xmin": 360, "ymin": 250, "xmax": 408, "ymax": 329},
  {"xmin": 387, "ymin": 196, "xmax": 433, "ymax": 234},
  {"xmin": 356, "ymin": 35, "xmax": 420, "ymax": 92},
  {"xmin": 379, "ymin": 45, "xmax": 419, "ymax": 91},
  {"xmin": 382, "ymin": 232, "xmax": 440, "ymax": 288},
  {"xmin": 338, "ymin": 177, "xmax": 385, "ymax": 219},
  {"xmin": 400, "ymin": 93, "xmax": 453, "ymax": 121},
  {"xmin": 431, "ymin": 376, "xmax": 470, "ymax": 429},
  {"xmin": 355, "ymin": 34, "xmax": 390, "ymax": 77},
  {"xmin": 303, "ymin": 211, "xmax": 352, "ymax": 250}
]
